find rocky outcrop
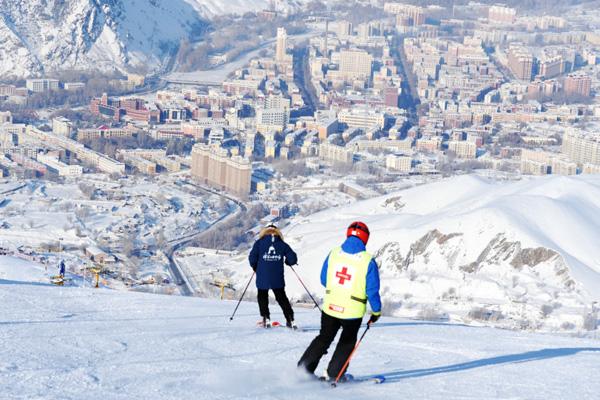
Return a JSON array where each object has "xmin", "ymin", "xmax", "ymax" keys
[{"xmin": 373, "ymin": 229, "xmax": 587, "ymax": 331}]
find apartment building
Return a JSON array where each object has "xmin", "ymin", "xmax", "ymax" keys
[
  {"xmin": 117, "ymin": 151, "xmax": 157, "ymax": 175},
  {"xmin": 52, "ymin": 117, "xmax": 73, "ymax": 137},
  {"xmin": 256, "ymin": 108, "xmax": 289, "ymax": 133},
  {"xmin": 37, "ymin": 154, "xmax": 83, "ymax": 177},
  {"xmin": 562, "ymin": 130, "xmax": 600, "ymax": 165},
  {"xmin": 339, "ymin": 49, "xmax": 373, "ymax": 81},
  {"xmin": 448, "ymin": 140, "xmax": 477, "ymax": 159},
  {"xmin": 77, "ymin": 127, "xmax": 136, "ymax": 141},
  {"xmin": 26, "ymin": 79, "xmax": 59, "ymax": 93},
  {"xmin": 191, "ymin": 144, "xmax": 252, "ymax": 197},
  {"xmin": 507, "ymin": 46, "xmax": 533, "ymax": 81},
  {"xmin": 386, "ymin": 154, "xmax": 412, "ymax": 172},
  {"xmin": 337, "ymin": 108, "xmax": 386, "ymax": 129},
  {"xmin": 24, "ymin": 126, "xmax": 125, "ymax": 175},
  {"xmin": 488, "ymin": 5, "xmax": 516, "ymax": 24},
  {"xmin": 564, "ymin": 74, "xmax": 592, "ymax": 98},
  {"xmin": 319, "ymin": 142, "xmax": 353, "ymax": 164},
  {"xmin": 276, "ymin": 27, "xmax": 288, "ymax": 62}
]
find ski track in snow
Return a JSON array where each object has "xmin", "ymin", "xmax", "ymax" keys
[{"xmin": 1, "ymin": 282, "xmax": 599, "ymax": 399}]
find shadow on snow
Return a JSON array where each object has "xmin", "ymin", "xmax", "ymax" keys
[
  {"xmin": 361, "ymin": 347, "xmax": 600, "ymax": 383},
  {"xmin": 300, "ymin": 320, "xmax": 469, "ymax": 332}
]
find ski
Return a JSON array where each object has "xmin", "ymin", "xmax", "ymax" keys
[
  {"xmin": 256, "ymin": 320, "xmax": 282, "ymax": 328},
  {"xmin": 330, "ymin": 374, "xmax": 385, "ymax": 387},
  {"xmin": 255, "ymin": 320, "xmax": 303, "ymax": 330}
]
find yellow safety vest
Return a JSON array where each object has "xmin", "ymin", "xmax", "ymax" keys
[{"xmin": 323, "ymin": 246, "xmax": 372, "ymax": 319}]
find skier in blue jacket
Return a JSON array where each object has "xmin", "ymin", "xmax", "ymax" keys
[
  {"xmin": 249, "ymin": 224, "xmax": 298, "ymax": 328},
  {"xmin": 298, "ymin": 221, "xmax": 381, "ymax": 381}
]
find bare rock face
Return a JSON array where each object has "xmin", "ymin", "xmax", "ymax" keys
[{"xmin": 373, "ymin": 229, "xmax": 589, "ymax": 331}]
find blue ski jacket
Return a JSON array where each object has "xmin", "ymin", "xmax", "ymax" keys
[
  {"xmin": 249, "ymin": 228, "xmax": 297, "ymax": 290},
  {"xmin": 320, "ymin": 236, "xmax": 382, "ymax": 315}
]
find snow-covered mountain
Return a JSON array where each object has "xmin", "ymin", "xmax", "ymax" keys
[
  {"xmin": 0, "ymin": 0, "xmax": 314, "ymax": 78},
  {"xmin": 257, "ymin": 175, "xmax": 600, "ymax": 332},
  {"xmin": 1, "ymin": 270, "xmax": 599, "ymax": 399}
]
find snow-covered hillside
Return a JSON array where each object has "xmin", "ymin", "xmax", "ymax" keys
[
  {"xmin": 183, "ymin": 0, "xmax": 315, "ymax": 18},
  {"xmin": 0, "ymin": 0, "xmax": 319, "ymax": 78},
  {"xmin": 223, "ymin": 175, "xmax": 600, "ymax": 333},
  {"xmin": 0, "ymin": 255, "xmax": 49, "ymax": 283},
  {"xmin": 1, "ymin": 274, "xmax": 599, "ymax": 399}
]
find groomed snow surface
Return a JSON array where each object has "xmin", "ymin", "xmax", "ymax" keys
[{"xmin": 0, "ymin": 278, "xmax": 599, "ymax": 399}]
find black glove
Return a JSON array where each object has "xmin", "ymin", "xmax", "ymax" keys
[
  {"xmin": 251, "ymin": 266, "xmax": 257, "ymax": 272},
  {"xmin": 368, "ymin": 313, "xmax": 380, "ymax": 325}
]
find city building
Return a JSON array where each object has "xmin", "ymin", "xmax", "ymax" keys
[
  {"xmin": 386, "ymin": 154, "xmax": 411, "ymax": 172},
  {"xmin": 276, "ymin": 27, "xmax": 288, "ymax": 63},
  {"xmin": 562, "ymin": 130, "xmax": 600, "ymax": 165},
  {"xmin": 52, "ymin": 117, "xmax": 73, "ymax": 137},
  {"xmin": 488, "ymin": 5, "xmax": 516, "ymax": 24},
  {"xmin": 339, "ymin": 49, "xmax": 373, "ymax": 81},
  {"xmin": 77, "ymin": 127, "xmax": 136, "ymax": 141},
  {"xmin": 538, "ymin": 55, "xmax": 563, "ymax": 79},
  {"xmin": 319, "ymin": 142, "xmax": 353, "ymax": 164},
  {"xmin": 337, "ymin": 108, "xmax": 386, "ymax": 130},
  {"xmin": 24, "ymin": 126, "xmax": 125, "ymax": 175},
  {"xmin": 507, "ymin": 46, "xmax": 533, "ymax": 81},
  {"xmin": 26, "ymin": 79, "xmax": 59, "ymax": 93},
  {"xmin": 0, "ymin": 111, "xmax": 12, "ymax": 124},
  {"xmin": 120, "ymin": 149, "xmax": 181, "ymax": 172},
  {"xmin": 384, "ymin": 3, "xmax": 425, "ymax": 26},
  {"xmin": 551, "ymin": 158, "xmax": 577, "ymax": 175},
  {"xmin": 448, "ymin": 140, "xmax": 477, "ymax": 159},
  {"xmin": 521, "ymin": 159, "xmax": 548, "ymax": 175},
  {"xmin": 191, "ymin": 144, "xmax": 252, "ymax": 198},
  {"xmin": 37, "ymin": 154, "xmax": 83, "ymax": 177},
  {"xmin": 564, "ymin": 74, "xmax": 592, "ymax": 98},
  {"xmin": 256, "ymin": 107, "xmax": 289, "ymax": 133},
  {"xmin": 583, "ymin": 163, "xmax": 600, "ymax": 174},
  {"xmin": 117, "ymin": 151, "xmax": 157, "ymax": 175},
  {"xmin": 63, "ymin": 82, "xmax": 85, "ymax": 91},
  {"xmin": 337, "ymin": 21, "xmax": 353, "ymax": 38},
  {"xmin": 384, "ymin": 86, "xmax": 401, "ymax": 108},
  {"xmin": 90, "ymin": 94, "xmax": 160, "ymax": 123}
]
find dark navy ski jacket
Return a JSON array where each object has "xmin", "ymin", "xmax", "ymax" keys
[
  {"xmin": 249, "ymin": 233, "xmax": 297, "ymax": 290},
  {"xmin": 320, "ymin": 236, "xmax": 382, "ymax": 314}
]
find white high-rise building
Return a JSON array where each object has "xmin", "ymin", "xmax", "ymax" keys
[
  {"xmin": 256, "ymin": 108, "xmax": 289, "ymax": 133},
  {"xmin": 276, "ymin": 27, "xmax": 287, "ymax": 62},
  {"xmin": 52, "ymin": 117, "xmax": 73, "ymax": 137},
  {"xmin": 26, "ymin": 79, "xmax": 59, "ymax": 93},
  {"xmin": 339, "ymin": 49, "xmax": 373, "ymax": 81}
]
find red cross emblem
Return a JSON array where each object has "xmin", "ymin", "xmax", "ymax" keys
[{"xmin": 335, "ymin": 267, "xmax": 352, "ymax": 285}]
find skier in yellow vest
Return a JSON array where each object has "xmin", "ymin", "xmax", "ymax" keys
[{"xmin": 297, "ymin": 221, "xmax": 381, "ymax": 381}]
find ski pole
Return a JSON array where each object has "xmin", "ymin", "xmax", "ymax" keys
[
  {"xmin": 334, "ymin": 322, "xmax": 372, "ymax": 385},
  {"xmin": 229, "ymin": 271, "xmax": 255, "ymax": 321},
  {"xmin": 290, "ymin": 265, "xmax": 321, "ymax": 312}
]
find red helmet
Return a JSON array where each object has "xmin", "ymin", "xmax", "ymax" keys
[{"xmin": 346, "ymin": 221, "xmax": 370, "ymax": 245}]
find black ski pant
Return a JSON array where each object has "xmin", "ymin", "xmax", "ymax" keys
[
  {"xmin": 297, "ymin": 311, "xmax": 362, "ymax": 379},
  {"xmin": 257, "ymin": 288, "xmax": 294, "ymax": 321}
]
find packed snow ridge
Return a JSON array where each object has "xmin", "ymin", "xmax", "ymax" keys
[
  {"xmin": 0, "ymin": 0, "xmax": 315, "ymax": 77},
  {"xmin": 255, "ymin": 175, "xmax": 600, "ymax": 333}
]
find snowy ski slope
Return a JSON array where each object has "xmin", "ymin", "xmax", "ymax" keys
[{"xmin": 0, "ymin": 273, "xmax": 599, "ymax": 399}]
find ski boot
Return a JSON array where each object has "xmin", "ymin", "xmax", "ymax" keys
[{"xmin": 286, "ymin": 319, "xmax": 298, "ymax": 330}]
